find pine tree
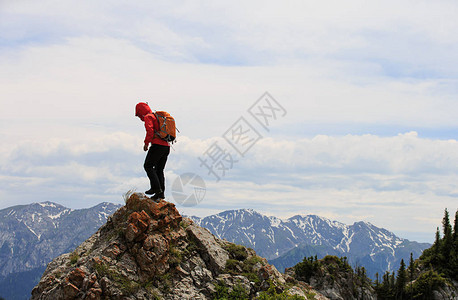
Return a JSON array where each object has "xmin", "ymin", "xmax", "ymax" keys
[
  {"xmin": 443, "ymin": 208, "xmax": 452, "ymax": 237},
  {"xmin": 379, "ymin": 271, "xmax": 394, "ymax": 299},
  {"xmin": 396, "ymin": 259, "xmax": 407, "ymax": 299},
  {"xmin": 382, "ymin": 271, "xmax": 389, "ymax": 288},
  {"xmin": 360, "ymin": 266, "xmax": 368, "ymax": 285},
  {"xmin": 434, "ymin": 226, "xmax": 441, "ymax": 246},
  {"xmin": 452, "ymin": 210, "xmax": 458, "ymax": 280},
  {"xmin": 408, "ymin": 253, "xmax": 414, "ymax": 280},
  {"xmin": 454, "ymin": 210, "xmax": 458, "ymax": 242},
  {"xmin": 408, "ymin": 252, "xmax": 414, "ymax": 297},
  {"xmin": 442, "ymin": 209, "xmax": 453, "ymax": 270},
  {"xmin": 390, "ymin": 271, "xmax": 396, "ymax": 290},
  {"xmin": 431, "ymin": 226, "xmax": 441, "ymax": 265}
]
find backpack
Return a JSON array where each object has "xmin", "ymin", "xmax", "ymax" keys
[{"xmin": 153, "ymin": 111, "xmax": 177, "ymax": 143}]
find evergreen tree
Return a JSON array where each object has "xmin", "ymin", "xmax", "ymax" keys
[
  {"xmin": 434, "ymin": 226, "xmax": 441, "ymax": 247},
  {"xmin": 376, "ymin": 209, "xmax": 458, "ymax": 299},
  {"xmin": 408, "ymin": 253, "xmax": 415, "ymax": 281},
  {"xmin": 378, "ymin": 271, "xmax": 394, "ymax": 299},
  {"xmin": 382, "ymin": 271, "xmax": 390, "ymax": 288},
  {"xmin": 442, "ymin": 208, "xmax": 453, "ymax": 263},
  {"xmin": 390, "ymin": 271, "xmax": 396, "ymax": 290},
  {"xmin": 452, "ymin": 210, "xmax": 458, "ymax": 280},
  {"xmin": 396, "ymin": 259, "xmax": 407, "ymax": 299},
  {"xmin": 431, "ymin": 226, "xmax": 441, "ymax": 265},
  {"xmin": 408, "ymin": 252, "xmax": 415, "ymax": 297},
  {"xmin": 443, "ymin": 208, "xmax": 452, "ymax": 237},
  {"xmin": 359, "ymin": 266, "xmax": 368, "ymax": 285},
  {"xmin": 454, "ymin": 210, "xmax": 458, "ymax": 242}
]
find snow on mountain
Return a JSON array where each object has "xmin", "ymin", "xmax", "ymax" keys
[
  {"xmin": 0, "ymin": 202, "xmax": 431, "ymax": 297},
  {"xmin": 0, "ymin": 201, "xmax": 121, "ymax": 278},
  {"xmin": 190, "ymin": 209, "xmax": 431, "ymax": 278}
]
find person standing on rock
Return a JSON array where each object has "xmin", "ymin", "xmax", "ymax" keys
[{"xmin": 135, "ymin": 102, "xmax": 170, "ymax": 200}]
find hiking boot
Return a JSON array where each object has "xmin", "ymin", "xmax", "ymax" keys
[
  {"xmin": 145, "ymin": 188, "xmax": 162, "ymax": 195},
  {"xmin": 152, "ymin": 192, "xmax": 165, "ymax": 200}
]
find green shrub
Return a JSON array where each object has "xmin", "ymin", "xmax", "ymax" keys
[
  {"xmin": 214, "ymin": 281, "xmax": 229, "ymax": 299},
  {"xmin": 180, "ymin": 220, "xmax": 190, "ymax": 229},
  {"xmin": 244, "ymin": 255, "xmax": 263, "ymax": 267},
  {"xmin": 224, "ymin": 243, "xmax": 249, "ymax": 261},
  {"xmin": 93, "ymin": 261, "xmax": 139, "ymax": 294},
  {"xmin": 225, "ymin": 259, "xmax": 241, "ymax": 274},
  {"xmin": 411, "ymin": 270, "xmax": 446, "ymax": 299},
  {"xmin": 185, "ymin": 238, "xmax": 199, "ymax": 254},
  {"xmin": 294, "ymin": 256, "xmax": 321, "ymax": 282},
  {"xmin": 257, "ymin": 281, "xmax": 305, "ymax": 300},
  {"xmin": 69, "ymin": 252, "xmax": 79, "ymax": 265},
  {"xmin": 213, "ymin": 281, "xmax": 249, "ymax": 300},
  {"xmin": 169, "ymin": 245, "xmax": 182, "ymax": 268}
]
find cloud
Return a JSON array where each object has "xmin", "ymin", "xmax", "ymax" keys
[
  {"xmin": 1, "ymin": 35, "xmax": 457, "ymax": 148},
  {"xmin": 169, "ymin": 132, "xmax": 458, "ymax": 241},
  {"xmin": 230, "ymin": 132, "xmax": 458, "ymax": 177},
  {"xmin": 2, "ymin": 128, "xmax": 455, "ymax": 242},
  {"xmin": 0, "ymin": 131, "xmax": 144, "ymax": 208},
  {"xmin": 2, "ymin": 1, "xmax": 458, "ymax": 73},
  {"xmin": 1, "ymin": 1, "xmax": 458, "ymax": 243}
]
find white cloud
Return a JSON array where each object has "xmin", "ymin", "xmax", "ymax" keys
[
  {"xmin": 166, "ymin": 133, "xmax": 458, "ymax": 241},
  {"xmin": 3, "ymin": 129, "xmax": 456, "ymax": 241},
  {"xmin": 2, "ymin": 1, "xmax": 458, "ymax": 72},
  {"xmin": 232, "ymin": 133, "xmax": 458, "ymax": 176},
  {"xmin": 1, "ymin": 1, "xmax": 457, "ymax": 243},
  {"xmin": 1, "ymin": 36, "xmax": 457, "ymax": 147}
]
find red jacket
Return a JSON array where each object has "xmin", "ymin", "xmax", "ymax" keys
[{"xmin": 135, "ymin": 102, "xmax": 169, "ymax": 147}]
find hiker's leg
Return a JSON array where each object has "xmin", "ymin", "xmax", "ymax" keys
[
  {"xmin": 144, "ymin": 145, "xmax": 163, "ymax": 193},
  {"xmin": 155, "ymin": 146, "xmax": 170, "ymax": 193}
]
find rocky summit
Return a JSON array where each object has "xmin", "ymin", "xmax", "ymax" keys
[{"xmin": 31, "ymin": 193, "xmax": 326, "ymax": 300}]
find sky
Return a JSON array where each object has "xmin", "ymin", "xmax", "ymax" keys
[{"xmin": 1, "ymin": 0, "xmax": 457, "ymax": 243}]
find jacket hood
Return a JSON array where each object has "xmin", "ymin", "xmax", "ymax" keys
[{"xmin": 135, "ymin": 102, "xmax": 152, "ymax": 121}]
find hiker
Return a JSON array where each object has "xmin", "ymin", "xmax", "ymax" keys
[{"xmin": 135, "ymin": 102, "xmax": 170, "ymax": 200}]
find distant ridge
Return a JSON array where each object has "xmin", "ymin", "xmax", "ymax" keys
[
  {"xmin": 189, "ymin": 209, "xmax": 431, "ymax": 278},
  {"xmin": 0, "ymin": 201, "xmax": 122, "ymax": 299},
  {"xmin": 0, "ymin": 202, "xmax": 431, "ymax": 298}
]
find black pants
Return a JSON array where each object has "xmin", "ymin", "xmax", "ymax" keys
[{"xmin": 144, "ymin": 144, "xmax": 170, "ymax": 192}]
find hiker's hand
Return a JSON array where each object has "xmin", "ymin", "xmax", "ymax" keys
[{"xmin": 143, "ymin": 144, "xmax": 149, "ymax": 151}]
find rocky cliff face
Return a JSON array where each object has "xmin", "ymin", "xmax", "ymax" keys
[
  {"xmin": 286, "ymin": 256, "xmax": 375, "ymax": 300},
  {"xmin": 31, "ymin": 194, "xmax": 326, "ymax": 300}
]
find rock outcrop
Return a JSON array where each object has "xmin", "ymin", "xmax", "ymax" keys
[
  {"xmin": 31, "ymin": 193, "xmax": 325, "ymax": 299},
  {"xmin": 432, "ymin": 280, "xmax": 458, "ymax": 300},
  {"xmin": 286, "ymin": 255, "xmax": 376, "ymax": 300}
]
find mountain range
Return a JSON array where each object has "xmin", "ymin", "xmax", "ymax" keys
[
  {"xmin": 189, "ymin": 209, "xmax": 431, "ymax": 278},
  {"xmin": 0, "ymin": 201, "xmax": 431, "ymax": 299},
  {"xmin": 0, "ymin": 201, "xmax": 121, "ymax": 299}
]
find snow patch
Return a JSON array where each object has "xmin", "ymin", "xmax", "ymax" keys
[
  {"xmin": 38, "ymin": 202, "xmax": 57, "ymax": 208},
  {"xmin": 48, "ymin": 209, "xmax": 72, "ymax": 220},
  {"xmin": 24, "ymin": 223, "xmax": 41, "ymax": 240}
]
